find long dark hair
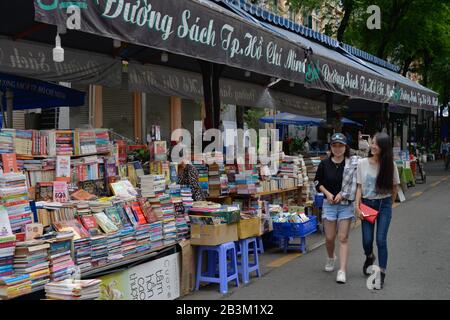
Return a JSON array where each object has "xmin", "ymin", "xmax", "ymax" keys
[{"xmin": 369, "ymin": 132, "xmax": 394, "ymax": 194}]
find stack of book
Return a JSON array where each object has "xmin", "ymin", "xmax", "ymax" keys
[
  {"xmin": 74, "ymin": 129, "xmax": 97, "ymax": 155},
  {"xmin": 193, "ymin": 164, "xmax": 209, "ymax": 196},
  {"xmin": 90, "ymin": 235, "xmax": 108, "ymax": 267},
  {"xmin": 148, "ymin": 197, "xmax": 164, "ymax": 222},
  {"xmin": 106, "ymin": 232, "xmax": 123, "ymax": 262},
  {"xmin": 0, "ymin": 274, "xmax": 32, "ymax": 299},
  {"xmin": 31, "ymin": 130, "xmax": 49, "ymax": 156},
  {"xmin": 139, "ymin": 175, "xmax": 165, "ymax": 197},
  {"xmin": 55, "ymin": 130, "xmax": 74, "ymax": 156},
  {"xmin": 173, "ymin": 197, "xmax": 189, "ymax": 240},
  {"xmin": 208, "ymin": 163, "xmax": 221, "ymax": 197},
  {"xmin": 13, "ymin": 240, "xmax": 51, "ymax": 292},
  {"xmin": 45, "ymin": 279, "xmax": 101, "ymax": 300},
  {"xmin": 73, "ymin": 238, "xmax": 92, "ymax": 272},
  {"xmin": 181, "ymin": 187, "xmax": 193, "ymax": 211},
  {"xmin": 27, "ymin": 167, "xmax": 56, "ymax": 190},
  {"xmin": 279, "ymin": 155, "xmax": 303, "ymax": 180},
  {"xmin": 0, "ymin": 132, "xmax": 14, "ymax": 154},
  {"xmin": 149, "ymin": 221, "xmax": 163, "ymax": 248},
  {"xmin": 71, "ymin": 156, "xmax": 100, "ymax": 182},
  {"xmin": 0, "ymin": 235, "xmax": 16, "ymax": 278},
  {"xmin": 95, "ymin": 129, "xmax": 111, "ymax": 154},
  {"xmin": 120, "ymin": 227, "xmax": 136, "ymax": 257},
  {"xmin": 235, "ymin": 173, "xmax": 259, "ymax": 195},
  {"xmin": 48, "ymin": 239, "xmax": 75, "ymax": 282},
  {"xmin": 160, "ymin": 194, "xmax": 176, "ymax": 246},
  {"xmin": 0, "ymin": 173, "xmax": 33, "ymax": 233},
  {"xmin": 134, "ymin": 224, "xmax": 151, "ymax": 253},
  {"xmin": 10, "ymin": 129, "xmax": 33, "ymax": 156}
]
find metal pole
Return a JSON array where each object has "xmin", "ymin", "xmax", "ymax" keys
[{"xmin": 6, "ymin": 89, "xmax": 13, "ymax": 129}]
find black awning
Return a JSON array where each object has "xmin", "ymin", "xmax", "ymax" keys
[{"xmin": 8, "ymin": 0, "xmax": 438, "ymax": 110}]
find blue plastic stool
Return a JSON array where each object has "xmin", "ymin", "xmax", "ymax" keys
[
  {"xmin": 237, "ymin": 237, "xmax": 261, "ymax": 284},
  {"xmin": 244, "ymin": 236, "xmax": 264, "ymax": 254},
  {"xmin": 195, "ymin": 242, "xmax": 239, "ymax": 294}
]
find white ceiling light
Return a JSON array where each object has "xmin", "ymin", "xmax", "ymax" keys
[
  {"xmin": 53, "ymin": 33, "xmax": 64, "ymax": 63},
  {"xmin": 113, "ymin": 39, "xmax": 121, "ymax": 48},
  {"xmin": 161, "ymin": 52, "xmax": 169, "ymax": 63}
]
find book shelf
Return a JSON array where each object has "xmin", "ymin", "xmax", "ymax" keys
[{"xmin": 17, "ymin": 151, "xmax": 111, "ymax": 160}]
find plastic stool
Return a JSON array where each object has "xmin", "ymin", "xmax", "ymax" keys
[
  {"xmin": 195, "ymin": 242, "xmax": 239, "ymax": 294},
  {"xmin": 237, "ymin": 237, "xmax": 261, "ymax": 284},
  {"xmin": 246, "ymin": 236, "xmax": 264, "ymax": 254}
]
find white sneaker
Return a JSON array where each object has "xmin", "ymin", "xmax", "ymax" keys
[
  {"xmin": 336, "ymin": 270, "xmax": 346, "ymax": 284},
  {"xmin": 325, "ymin": 256, "xmax": 336, "ymax": 272}
]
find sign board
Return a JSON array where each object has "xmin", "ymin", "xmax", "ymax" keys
[{"xmin": 98, "ymin": 252, "xmax": 180, "ymax": 300}]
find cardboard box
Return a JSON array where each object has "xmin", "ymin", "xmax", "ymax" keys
[
  {"xmin": 199, "ymin": 210, "xmax": 241, "ymax": 224},
  {"xmin": 178, "ymin": 239, "xmax": 196, "ymax": 297},
  {"xmin": 190, "ymin": 223, "xmax": 238, "ymax": 246},
  {"xmin": 238, "ymin": 217, "xmax": 262, "ymax": 239}
]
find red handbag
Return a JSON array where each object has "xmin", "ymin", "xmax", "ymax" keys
[{"xmin": 359, "ymin": 203, "xmax": 379, "ymax": 224}]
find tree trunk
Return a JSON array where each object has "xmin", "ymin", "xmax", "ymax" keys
[
  {"xmin": 336, "ymin": 0, "xmax": 354, "ymax": 42},
  {"xmin": 401, "ymin": 57, "xmax": 413, "ymax": 76},
  {"xmin": 377, "ymin": 0, "xmax": 413, "ymax": 59}
]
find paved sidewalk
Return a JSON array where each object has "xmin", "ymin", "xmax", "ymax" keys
[{"xmin": 181, "ymin": 161, "xmax": 449, "ymax": 300}]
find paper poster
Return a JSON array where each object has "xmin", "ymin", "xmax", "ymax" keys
[
  {"xmin": 56, "ymin": 156, "xmax": 71, "ymax": 181},
  {"xmin": 53, "ymin": 181, "xmax": 69, "ymax": 203},
  {"xmin": 98, "ymin": 252, "xmax": 180, "ymax": 300},
  {"xmin": 0, "ymin": 206, "xmax": 13, "ymax": 236},
  {"xmin": 25, "ymin": 223, "xmax": 44, "ymax": 240}
]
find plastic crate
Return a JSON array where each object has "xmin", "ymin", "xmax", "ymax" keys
[
  {"xmin": 272, "ymin": 216, "xmax": 317, "ymax": 238},
  {"xmin": 272, "ymin": 216, "xmax": 318, "ymax": 253}
]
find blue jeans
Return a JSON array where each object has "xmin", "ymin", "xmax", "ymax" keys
[{"xmin": 361, "ymin": 197, "xmax": 392, "ymax": 270}]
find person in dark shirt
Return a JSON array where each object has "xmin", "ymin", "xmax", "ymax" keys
[{"xmin": 314, "ymin": 133, "xmax": 356, "ymax": 284}]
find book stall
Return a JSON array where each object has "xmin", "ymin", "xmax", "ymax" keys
[{"xmin": 0, "ymin": 127, "xmax": 327, "ymax": 299}]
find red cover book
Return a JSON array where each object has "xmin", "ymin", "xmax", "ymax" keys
[
  {"xmin": 131, "ymin": 202, "xmax": 147, "ymax": 225},
  {"xmin": 0, "ymin": 241, "xmax": 16, "ymax": 248},
  {"xmin": 1, "ymin": 154, "xmax": 18, "ymax": 173},
  {"xmin": 3, "ymin": 199, "xmax": 30, "ymax": 207}
]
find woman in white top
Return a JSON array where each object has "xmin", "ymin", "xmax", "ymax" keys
[{"xmin": 355, "ymin": 132, "xmax": 400, "ymax": 289}]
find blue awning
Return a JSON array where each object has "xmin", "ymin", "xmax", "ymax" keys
[
  {"xmin": 260, "ymin": 113, "xmax": 364, "ymax": 127},
  {"xmin": 0, "ymin": 73, "xmax": 86, "ymax": 110},
  {"xmin": 260, "ymin": 113, "xmax": 325, "ymax": 126},
  {"xmin": 342, "ymin": 117, "xmax": 363, "ymax": 127}
]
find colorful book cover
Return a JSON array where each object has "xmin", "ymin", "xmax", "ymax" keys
[
  {"xmin": 104, "ymin": 207, "xmax": 123, "ymax": 229},
  {"xmin": 122, "ymin": 204, "xmax": 138, "ymax": 226},
  {"xmin": 94, "ymin": 212, "xmax": 118, "ymax": 234},
  {"xmin": 1, "ymin": 154, "xmax": 18, "ymax": 173},
  {"xmin": 114, "ymin": 204, "xmax": 132, "ymax": 228},
  {"xmin": 55, "ymin": 156, "xmax": 71, "ymax": 182},
  {"xmin": 53, "ymin": 181, "xmax": 69, "ymax": 203},
  {"xmin": 80, "ymin": 215, "xmax": 101, "ymax": 236},
  {"xmin": 131, "ymin": 202, "xmax": 147, "ymax": 225}
]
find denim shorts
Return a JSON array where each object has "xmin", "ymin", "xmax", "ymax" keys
[{"xmin": 322, "ymin": 200, "xmax": 355, "ymax": 221}]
